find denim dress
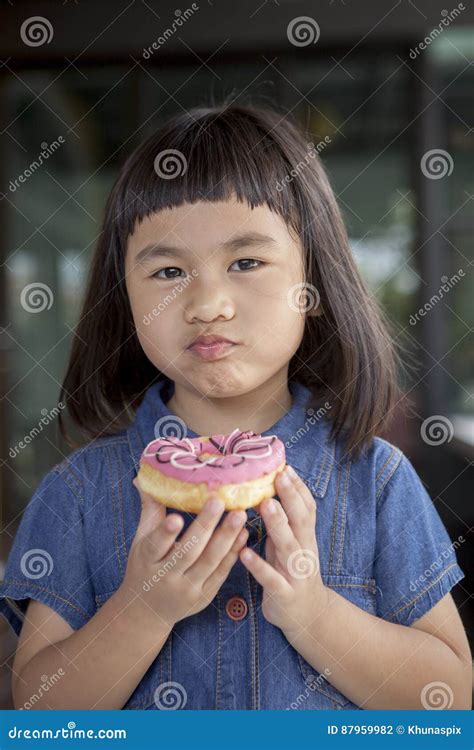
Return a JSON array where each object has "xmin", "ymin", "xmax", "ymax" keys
[{"xmin": 0, "ymin": 378, "xmax": 465, "ymax": 709}]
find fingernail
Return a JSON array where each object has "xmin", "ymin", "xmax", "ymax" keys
[
  {"xmin": 287, "ymin": 465, "xmax": 297, "ymax": 478},
  {"xmin": 279, "ymin": 471, "xmax": 290, "ymax": 486},
  {"xmin": 266, "ymin": 499, "xmax": 276, "ymax": 514},
  {"xmin": 166, "ymin": 516, "xmax": 182, "ymax": 531}
]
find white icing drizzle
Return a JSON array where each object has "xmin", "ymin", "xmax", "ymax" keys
[
  {"xmin": 221, "ymin": 427, "xmax": 241, "ymax": 454},
  {"xmin": 143, "ymin": 430, "xmax": 280, "ymax": 471}
]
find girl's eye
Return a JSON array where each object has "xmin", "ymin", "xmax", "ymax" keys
[
  {"xmin": 230, "ymin": 258, "xmax": 264, "ymax": 272},
  {"xmin": 152, "ymin": 267, "xmax": 182, "ymax": 280},
  {"xmin": 151, "ymin": 259, "xmax": 264, "ymax": 280}
]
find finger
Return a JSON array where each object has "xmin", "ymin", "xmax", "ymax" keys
[
  {"xmin": 133, "ymin": 476, "xmax": 166, "ymax": 538},
  {"xmin": 282, "ymin": 465, "xmax": 316, "ymax": 514},
  {"xmin": 274, "ymin": 467, "xmax": 317, "ymax": 547},
  {"xmin": 259, "ymin": 497, "xmax": 300, "ymax": 564},
  {"xmin": 171, "ymin": 495, "xmax": 226, "ymax": 569},
  {"xmin": 265, "ymin": 535, "xmax": 276, "ymax": 567},
  {"xmin": 240, "ymin": 547, "xmax": 291, "ymax": 597},
  {"xmin": 145, "ymin": 512, "xmax": 187, "ymax": 561},
  {"xmin": 202, "ymin": 527, "xmax": 249, "ymax": 594},
  {"xmin": 185, "ymin": 509, "xmax": 247, "ymax": 581}
]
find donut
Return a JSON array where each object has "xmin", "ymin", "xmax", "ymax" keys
[{"xmin": 136, "ymin": 428, "xmax": 286, "ymax": 513}]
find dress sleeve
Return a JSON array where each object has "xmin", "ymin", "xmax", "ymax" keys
[
  {"xmin": 0, "ymin": 465, "xmax": 97, "ymax": 637},
  {"xmin": 374, "ymin": 453, "xmax": 465, "ymax": 626}
]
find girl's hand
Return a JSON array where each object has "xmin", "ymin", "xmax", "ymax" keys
[
  {"xmin": 122, "ymin": 479, "xmax": 249, "ymax": 629},
  {"xmin": 240, "ymin": 465, "xmax": 328, "ymax": 641}
]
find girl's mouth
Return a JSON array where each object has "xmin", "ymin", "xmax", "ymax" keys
[{"xmin": 187, "ymin": 341, "xmax": 237, "ymax": 361}]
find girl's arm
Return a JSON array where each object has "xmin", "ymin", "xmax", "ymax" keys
[
  {"xmin": 13, "ymin": 587, "xmax": 171, "ymax": 710},
  {"xmin": 13, "ymin": 483, "xmax": 248, "ymax": 710},
  {"xmin": 240, "ymin": 467, "xmax": 472, "ymax": 710},
  {"xmin": 286, "ymin": 589, "xmax": 472, "ymax": 710}
]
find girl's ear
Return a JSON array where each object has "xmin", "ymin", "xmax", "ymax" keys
[{"xmin": 307, "ymin": 304, "xmax": 324, "ymax": 318}]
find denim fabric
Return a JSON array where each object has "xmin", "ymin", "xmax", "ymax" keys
[{"xmin": 0, "ymin": 377, "xmax": 465, "ymax": 709}]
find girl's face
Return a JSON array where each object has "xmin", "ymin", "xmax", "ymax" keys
[{"xmin": 125, "ymin": 197, "xmax": 307, "ymax": 400}]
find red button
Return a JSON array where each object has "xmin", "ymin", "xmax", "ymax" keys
[{"xmin": 225, "ymin": 596, "xmax": 248, "ymax": 621}]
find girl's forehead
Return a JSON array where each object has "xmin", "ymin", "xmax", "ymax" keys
[{"xmin": 128, "ymin": 199, "xmax": 296, "ymax": 249}]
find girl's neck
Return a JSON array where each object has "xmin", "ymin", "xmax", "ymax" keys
[{"xmin": 165, "ymin": 375, "xmax": 293, "ymax": 437}]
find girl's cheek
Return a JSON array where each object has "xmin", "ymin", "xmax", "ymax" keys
[{"xmin": 244, "ymin": 273, "xmax": 295, "ymax": 303}]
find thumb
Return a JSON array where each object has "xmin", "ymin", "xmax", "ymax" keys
[{"xmin": 132, "ymin": 476, "xmax": 166, "ymax": 537}]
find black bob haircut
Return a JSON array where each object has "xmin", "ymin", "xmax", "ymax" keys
[{"xmin": 59, "ymin": 100, "xmax": 404, "ymax": 459}]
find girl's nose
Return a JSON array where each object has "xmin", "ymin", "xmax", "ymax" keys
[{"xmin": 184, "ymin": 283, "xmax": 235, "ymax": 324}]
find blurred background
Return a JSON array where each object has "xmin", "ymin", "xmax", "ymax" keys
[{"xmin": 0, "ymin": 0, "xmax": 472, "ymax": 708}]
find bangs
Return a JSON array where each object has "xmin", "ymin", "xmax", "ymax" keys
[{"xmin": 112, "ymin": 106, "xmax": 306, "ymax": 249}]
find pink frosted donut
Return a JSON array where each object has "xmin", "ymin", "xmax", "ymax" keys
[{"xmin": 136, "ymin": 428, "xmax": 286, "ymax": 512}]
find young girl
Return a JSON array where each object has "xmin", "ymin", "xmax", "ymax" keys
[{"xmin": 1, "ymin": 103, "xmax": 471, "ymax": 711}]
